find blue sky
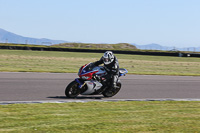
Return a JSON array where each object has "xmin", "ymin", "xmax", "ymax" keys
[{"xmin": 0, "ymin": 0, "xmax": 200, "ymax": 47}]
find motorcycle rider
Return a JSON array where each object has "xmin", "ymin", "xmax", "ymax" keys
[{"xmin": 93, "ymin": 51, "xmax": 119, "ymax": 90}]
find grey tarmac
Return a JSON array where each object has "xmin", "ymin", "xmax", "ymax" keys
[{"xmin": 1, "ymin": 72, "xmax": 200, "ymax": 104}]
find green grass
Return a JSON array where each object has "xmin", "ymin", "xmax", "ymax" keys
[
  {"xmin": 0, "ymin": 101, "xmax": 200, "ymax": 132},
  {"xmin": 1, "ymin": 49, "xmax": 200, "ymax": 132},
  {"xmin": 1, "ymin": 49, "xmax": 200, "ymax": 75}
]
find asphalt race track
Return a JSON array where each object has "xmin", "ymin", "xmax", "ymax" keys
[{"xmin": 1, "ymin": 72, "xmax": 200, "ymax": 103}]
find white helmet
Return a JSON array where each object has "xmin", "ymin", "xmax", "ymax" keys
[{"xmin": 103, "ymin": 51, "xmax": 114, "ymax": 65}]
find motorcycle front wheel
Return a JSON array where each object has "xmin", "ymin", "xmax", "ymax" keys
[
  {"xmin": 102, "ymin": 81, "xmax": 121, "ymax": 97},
  {"xmin": 65, "ymin": 81, "xmax": 80, "ymax": 98}
]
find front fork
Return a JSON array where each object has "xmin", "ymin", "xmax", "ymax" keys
[{"xmin": 75, "ymin": 78, "xmax": 86, "ymax": 89}]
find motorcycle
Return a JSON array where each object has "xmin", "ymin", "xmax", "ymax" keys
[{"xmin": 65, "ymin": 63, "xmax": 128, "ymax": 98}]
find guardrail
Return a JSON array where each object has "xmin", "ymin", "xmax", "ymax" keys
[{"xmin": 1, "ymin": 45, "xmax": 200, "ymax": 57}]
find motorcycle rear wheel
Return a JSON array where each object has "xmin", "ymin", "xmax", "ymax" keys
[
  {"xmin": 102, "ymin": 82, "xmax": 121, "ymax": 97},
  {"xmin": 65, "ymin": 81, "xmax": 80, "ymax": 98}
]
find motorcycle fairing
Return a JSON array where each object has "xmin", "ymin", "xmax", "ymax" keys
[
  {"xmin": 92, "ymin": 66, "xmax": 107, "ymax": 77},
  {"xmin": 81, "ymin": 80, "xmax": 103, "ymax": 95},
  {"xmin": 78, "ymin": 63, "xmax": 99, "ymax": 80}
]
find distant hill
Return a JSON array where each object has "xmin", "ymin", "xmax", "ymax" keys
[
  {"xmin": 134, "ymin": 43, "xmax": 200, "ymax": 52},
  {"xmin": 1, "ymin": 28, "xmax": 199, "ymax": 51},
  {"xmin": 134, "ymin": 43, "xmax": 173, "ymax": 50},
  {"xmin": 53, "ymin": 43, "xmax": 137, "ymax": 50},
  {"xmin": 0, "ymin": 28, "xmax": 67, "ymax": 45}
]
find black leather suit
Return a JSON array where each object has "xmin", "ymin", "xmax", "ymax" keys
[{"xmin": 93, "ymin": 56, "xmax": 119, "ymax": 88}]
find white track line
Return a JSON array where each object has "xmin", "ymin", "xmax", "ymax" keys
[{"xmin": 1, "ymin": 99, "xmax": 200, "ymax": 105}]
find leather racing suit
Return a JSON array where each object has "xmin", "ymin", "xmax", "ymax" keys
[{"xmin": 93, "ymin": 55, "xmax": 119, "ymax": 89}]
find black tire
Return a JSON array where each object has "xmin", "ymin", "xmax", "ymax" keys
[
  {"xmin": 102, "ymin": 82, "xmax": 121, "ymax": 97},
  {"xmin": 65, "ymin": 81, "xmax": 80, "ymax": 98}
]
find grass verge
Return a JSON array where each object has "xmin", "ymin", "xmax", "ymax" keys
[
  {"xmin": 1, "ymin": 49, "xmax": 200, "ymax": 75},
  {"xmin": 0, "ymin": 101, "xmax": 200, "ymax": 132}
]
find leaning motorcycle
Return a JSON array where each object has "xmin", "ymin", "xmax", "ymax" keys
[{"xmin": 65, "ymin": 63, "xmax": 128, "ymax": 98}]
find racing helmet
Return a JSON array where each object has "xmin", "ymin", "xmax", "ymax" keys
[{"xmin": 103, "ymin": 51, "xmax": 114, "ymax": 65}]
